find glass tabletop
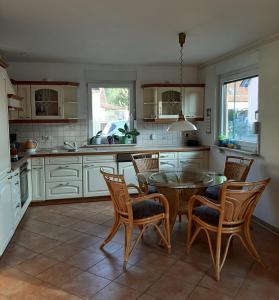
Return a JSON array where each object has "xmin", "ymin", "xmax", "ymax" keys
[{"xmin": 137, "ymin": 169, "xmax": 227, "ymax": 189}]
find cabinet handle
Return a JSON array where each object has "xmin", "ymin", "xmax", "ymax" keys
[
  {"xmin": 15, "ymin": 182, "xmax": 19, "ymax": 185},
  {"xmin": 16, "ymin": 204, "xmax": 21, "ymax": 208},
  {"xmin": 8, "ymin": 176, "xmax": 12, "ymax": 180}
]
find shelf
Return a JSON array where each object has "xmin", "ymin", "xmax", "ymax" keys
[
  {"xmin": 143, "ymin": 117, "xmax": 204, "ymax": 123},
  {"xmin": 35, "ymin": 101, "xmax": 58, "ymax": 103},
  {"xmin": 142, "ymin": 83, "xmax": 205, "ymax": 88},
  {"xmin": 8, "ymin": 94, "xmax": 23, "ymax": 101},
  {"xmin": 11, "ymin": 79, "xmax": 79, "ymax": 86},
  {"xmin": 9, "ymin": 119, "xmax": 78, "ymax": 124},
  {"xmin": 211, "ymin": 145, "xmax": 260, "ymax": 157},
  {"xmin": 143, "ymin": 102, "xmax": 156, "ymax": 105}
]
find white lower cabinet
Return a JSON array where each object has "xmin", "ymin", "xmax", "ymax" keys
[
  {"xmin": 83, "ymin": 162, "xmax": 117, "ymax": 197},
  {"xmin": 160, "ymin": 159, "xmax": 178, "ymax": 171},
  {"xmin": 11, "ymin": 170, "xmax": 21, "ymax": 227},
  {"xmin": 178, "ymin": 158, "xmax": 203, "ymax": 170},
  {"xmin": 46, "ymin": 181, "xmax": 83, "ymax": 200},
  {"xmin": 118, "ymin": 162, "xmax": 138, "ymax": 192},
  {"xmin": 32, "ymin": 166, "xmax": 45, "ymax": 201},
  {"xmin": 0, "ymin": 175, "xmax": 13, "ymax": 256},
  {"xmin": 45, "ymin": 164, "xmax": 82, "ymax": 182}
]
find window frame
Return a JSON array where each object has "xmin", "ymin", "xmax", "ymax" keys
[
  {"xmin": 219, "ymin": 68, "xmax": 259, "ymax": 152},
  {"xmin": 87, "ymin": 81, "xmax": 136, "ymax": 138}
]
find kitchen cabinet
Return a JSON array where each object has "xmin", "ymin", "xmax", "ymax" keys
[
  {"xmin": 159, "ymin": 152, "xmax": 178, "ymax": 171},
  {"xmin": 142, "ymin": 84, "xmax": 205, "ymax": 122},
  {"xmin": 9, "ymin": 81, "xmax": 79, "ymax": 122},
  {"xmin": 0, "ymin": 176, "xmax": 13, "ymax": 256},
  {"xmin": 32, "ymin": 165, "xmax": 45, "ymax": 201},
  {"xmin": 11, "ymin": 169, "xmax": 21, "ymax": 227},
  {"xmin": 83, "ymin": 162, "xmax": 117, "ymax": 197},
  {"xmin": 178, "ymin": 151, "xmax": 208, "ymax": 170}
]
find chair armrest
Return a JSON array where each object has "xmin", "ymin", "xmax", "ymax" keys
[
  {"xmin": 126, "ymin": 184, "xmax": 143, "ymax": 195},
  {"xmin": 188, "ymin": 195, "xmax": 221, "ymax": 214},
  {"xmin": 131, "ymin": 193, "xmax": 169, "ymax": 214}
]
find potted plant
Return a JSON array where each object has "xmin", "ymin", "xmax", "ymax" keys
[
  {"xmin": 89, "ymin": 130, "xmax": 102, "ymax": 145},
  {"xmin": 118, "ymin": 124, "xmax": 140, "ymax": 144}
]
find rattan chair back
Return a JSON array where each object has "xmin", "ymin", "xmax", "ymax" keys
[
  {"xmin": 131, "ymin": 152, "xmax": 160, "ymax": 174},
  {"xmin": 224, "ymin": 156, "xmax": 253, "ymax": 181}
]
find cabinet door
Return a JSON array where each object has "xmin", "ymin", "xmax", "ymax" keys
[
  {"xmin": 46, "ymin": 181, "xmax": 82, "ymax": 200},
  {"xmin": 184, "ymin": 87, "xmax": 204, "ymax": 119},
  {"xmin": 143, "ymin": 87, "xmax": 158, "ymax": 119},
  {"xmin": 0, "ymin": 176, "xmax": 14, "ymax": 256},
  {"xmin": 31, "ymin": 85, "xmax": 63, "ymax": 119},
  {"xmin": 83, "ymin": 162, "xmax": 117, "ymax": 197},
  {"xmin": 0, "ymin": 69, "xmax": 11, "ymax": 178},
  {"xmin": 18, "ymin": 85, "xmax": 31, "ymax": 119},
  {"xmin": 158, "ymin": 87, "xmax": 182, "ymax": 118},
  {"xmin": 32, "ymin": 166, "xmax": 45, "ymax": 201},
  {"xmin": 45, "ymin": 164, "xmax": 82, "ymax": 182},
  {"xmin": 118, "ymin": 162, "xmax": 138, "ymax": 191}
]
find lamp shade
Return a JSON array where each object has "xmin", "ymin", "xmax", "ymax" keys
[{"xmin": 167, "ymin": 118, "xmax": 197, "ymax": 132}]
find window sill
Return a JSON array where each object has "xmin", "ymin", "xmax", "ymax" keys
[{"xmin": 211, "ymin": 145, "xmax": 261, "ymax": 157}]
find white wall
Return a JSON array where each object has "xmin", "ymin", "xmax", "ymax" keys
[
  {"xmin": 7, "ymin": 62, "xmax": 198, "ymax": 147},
  {"xmin": 197, "ymin": 39, "xmax": 279, "ymax": 229}
]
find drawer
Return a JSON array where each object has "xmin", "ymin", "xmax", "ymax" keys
[
  {"xmin": 45, "ymin": 164, "xmax": 82, "ymax": 182},
  {"xmin": 32, "ymin": 157, "xmax": 44, "ymax": 166},
  {"xmin": 178, "ymin": 158, "xmax": 203, "ymax": 170},
  {"xmin": 45, "ymin": 156, "xmax": 82, "ymax": 165},
  {"xmin": 178, "ymin": 151, "xmax": 205, "ymax": 159},
  {"xmin": 83, "ymin": 155, "xmax": 115, "ymax": 163},
  {"xmin": 46, "ymin": 181, "xmax": 83, "ymax": 200},
  {"xmin": 160, "ymin": 159, "xmax": 177, "ymax": 170},
  {"xmin": 159, "ymin": 152, "xmax": 177, "ymax": 159}
]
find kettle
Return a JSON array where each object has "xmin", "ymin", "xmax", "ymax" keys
[{"xmin": 24, "ymin": 139, "xmax": 39, "ymax": 153}]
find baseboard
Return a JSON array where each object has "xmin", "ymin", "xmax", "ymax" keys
[
  {"xmin": 253, "ymin": 216, "xmax": 279, "ymax": 237},
  {"xmin": 30, "ymin": 196, "xmax": 111, "ymax": 206}
]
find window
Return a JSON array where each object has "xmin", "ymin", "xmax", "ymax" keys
[
  {"xmin": 88, "ymin": 83, "xmax": 135, "ymax": 137},
  {"xmin": 221, "ymin": 74, "xmax": 259, "ymax": 150}
]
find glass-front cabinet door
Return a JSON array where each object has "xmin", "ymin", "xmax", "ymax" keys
[
  {"xmin": 157, "ymin": 87, "xmax": 182, "ymax": 118},
  {"xmin": 31, "ymin": 85, "xmax": 63, "ymax": 119}
]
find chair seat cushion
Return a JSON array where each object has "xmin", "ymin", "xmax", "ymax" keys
[
  {"xmin": 193, "ymin": 205, "xmax": 220, "ymax": 226},
  {"xmin": 204, "ymin": 185, "xmax": 221, "ymax": 201},
  {"xmin": 132, "ymin": 200, "xmax": 164, "ymax": 219},
  {"xmin": 148, "ymin": 185, "xmax": 157, "ymax": 194}
]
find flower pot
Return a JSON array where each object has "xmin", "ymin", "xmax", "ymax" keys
[
  {"xmin": 95, "ymin": 137, "xmax": 102, "ymax": 145},
  {"xmin": 122, "ymin": 136, "xmax": 129, "ymax": 144}
]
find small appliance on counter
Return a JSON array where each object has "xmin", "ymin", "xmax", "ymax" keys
[
  {"xmin": 10, "ymin": 133, "xmax": 21, "ymax": 161},
  {"xmin": 24, "ymin": 139, "xmax": 39, "ymax": 154},
  {"xmin": 185, "ymin": 133, "xmax": 200, "ymax": 147}
]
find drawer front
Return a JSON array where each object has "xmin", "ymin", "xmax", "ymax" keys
[
  {"xmin": 32, "ymin": 157, "xmax": 44, "ymax": 166},
  {"xmin": 46, "ymin": 181, "xmax": 82, "ymax": 200},
  {"xmin": 178, "ymin": 151, "xmax": 205, "ymax": 159},
  {"xmin": 83, "ymin": 155, "xmax": 115, "ymax": 163},
  {"xmin": 159, "ymin": 152, "xmax": 177, "ymax": 159},
  {"xmin": 159, "ymin": 159, "xmax": 178, "ymax": 171},
  {"xmin": 45, "ymin": 156, "xmax": 82, "ymax": 165},
  {"xmin": 45, "ymin": 164, "xmax": 82, "ymax": 182},
  {"xmin": 178, "ymin": 158, "xmax": 203, "ymax": 170}
]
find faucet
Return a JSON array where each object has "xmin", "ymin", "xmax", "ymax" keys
[{"xmin": 64, "ymin": 141, "xmax": 79, "ymax": 152}]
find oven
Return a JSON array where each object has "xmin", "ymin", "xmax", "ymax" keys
[{"xmin": 20, "ymin": 162, "xmax": 29, "ymax": 207}]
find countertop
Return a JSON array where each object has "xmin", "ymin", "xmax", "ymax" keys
[{"xmin": 11, "ymin": 145, "xmax": 210, "ymax": 170}]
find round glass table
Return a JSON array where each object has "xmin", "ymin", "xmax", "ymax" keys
[{"xmin": 137, "ymin": 169, "xmax": 226, "ymax": 233}]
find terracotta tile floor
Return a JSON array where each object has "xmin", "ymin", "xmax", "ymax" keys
[{"xmin": 1, "ymin": 201, "xmax": 279, "ymax": 300}]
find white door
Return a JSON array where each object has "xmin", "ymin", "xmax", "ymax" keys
[
  {"xmin": 184, "ymin": 87, "xmax": 204, "ymax": 119},
  {"xmin": 0, "ymin": 176, "xmax": 13, "ymax": 256},
  {"xmin": 18, "ymin": 85, "xmax": 31, "ymax": 119},
  {"xmin": 83, "ymin": 162, "xmax": 117, "ymax": 197},
  {"xmin": 0, "ymin": 68, "xmax": 11, "ymax": 179},
  {"xmin": 32, "ymin": 166, "xmax": 45, "ymax": 201}
]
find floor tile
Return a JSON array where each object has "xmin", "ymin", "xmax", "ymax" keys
[
  {"xmin": 15, "ymin": 254, "xmax": 58, "ymax": 276},
  {"xmin": 92, "ymin": 282, "xmax": 140, "ymax": 300},
  {"xmin": 188, "ymin": 286, "xmax": 233, "ymax": 300},
  {"xmin": 61, "ymin": 272, "xmax": 110, "ymax": 299},
  {"xmin": 137, "ymin": 294, "xmax": 157, "ymax": 300},
  {"xmin": 66, "ymin": 250, "xmax": 105, "ymax": 270},
  {"xmin": 67, "ymin": 233, "xmax": 103, "ymax": 249},
  {"xmin": 36, "ymin": 262, "xmax": 82, "ymax": 286},
  {"xmin": 1, "ymin": 244, "xmax": 37, "ymax": 266},
  {"xmin": 40, "ymin": 227, "xmax": 82, "ymax": 242},
  {"xmin": 44, "ymin": 244, "xmax": 82, "ymax": 261}
]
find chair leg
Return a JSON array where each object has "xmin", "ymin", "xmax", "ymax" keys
[
  {"xmin": 186, "ymin": 215, "xmax": 193, "ymax": 254},
  {"xmin": 100, "ymin": 215, "xmax": 120, "ymax": 249},
  {"xmin": 214, "ymin": 233, "xmax": 222, "ymax": 281},
  {"xmin": 165, "ymin": 217, "xmax": 171, "ymax": 254},
  {"xmin": 243, "ymin": 223, "xmax": 264, "ymax": 266},
  {"xmin": 123, "ymin": 224, "xmax": 133, "ymax": 271}
]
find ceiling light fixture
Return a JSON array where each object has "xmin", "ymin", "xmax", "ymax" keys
[{"xmin": 167, "ymin": 32, "xmax": 197, "ymax": 132}]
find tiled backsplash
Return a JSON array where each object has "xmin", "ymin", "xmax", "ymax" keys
[{"xmin": 10, "ymin": 119, "xmax": 186, "ymax": 149}]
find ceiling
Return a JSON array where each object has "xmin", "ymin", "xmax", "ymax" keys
[{"xmin": 0, "ymin": 0, "xmax": 279, "ymax": 65}]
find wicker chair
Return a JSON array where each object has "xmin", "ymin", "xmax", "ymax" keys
[
  {"xmin": 205, "ymin": 156, "xmax": 254, "ymax": 201},
  {"xmin": 100, "ymin": 168, "xmax": 171, "ymax": 270},
  {"xmin": 187, "ymin": 178, "xmax": 270, "ymax": 281},
  {"xmin": 131, "ymin": 152, "xmax": 160, "ymax": 194}
]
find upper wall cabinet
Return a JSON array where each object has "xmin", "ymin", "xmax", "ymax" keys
[
  {"xmin": 142, "ymin": 84, "xmax": 205, "ymax": 122},
  {"xmin": 9, "ymin": 80, "xmax": 79, "ymax": 123}
]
